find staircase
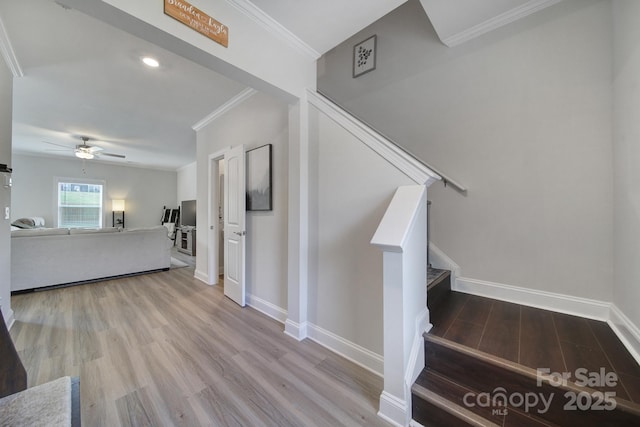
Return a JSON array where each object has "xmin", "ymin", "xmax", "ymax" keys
[{"xmin": 413, "ymin": 276, "xmax": 640, "ymax": 426}]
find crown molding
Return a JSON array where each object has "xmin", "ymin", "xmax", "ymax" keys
[
  {"xmin": 225, "ymin": 0, "xmax": 320, "ymax": 60},
  {"xmin": 442, "ymin": 0, "xmax": 562, "ymax": 47},
  {"xmin": 192, "ymin": 88, "xmax": 257, "ymax": 131},
  {"xmin": 0, "ymin": 15, "xmax": 24, "ymax": 77}
]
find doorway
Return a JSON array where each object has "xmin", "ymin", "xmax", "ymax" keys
[
  {"xmin": 207, "ymin": 151, "xmax": 225, "ymax": 284},
  {"xmin": 207, "ymin": 146, "xmax": 247, "ymax": 307}
]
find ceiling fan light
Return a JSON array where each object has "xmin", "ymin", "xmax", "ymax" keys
[{"xmin": 75, "ymin": 150, "xmax": 94, "ymax": 160}]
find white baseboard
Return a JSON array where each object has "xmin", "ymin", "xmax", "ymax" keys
[
  {"xmin": 609, "ymin": 305, "xmax": 640, "ymax": 364},
  {"xmin": 193, "ymin": 269, "xmax": 209, "ymax": 284},
  {"xmin": 378, "ymin": 391, "xmax": 408, "ymax": 427},
  {"xmin": 246, "ymin": 294, "xmax": 287, "ymax": 324},
  {"xmin": 429, "ymin": 243, "xmax": 461, "ymax": 278},
  {"xmin": 307, "ymin": 323, "xmax": 384, "ymax": 376},
  {"xmin": 454, "ymin": 276, "xmax": 610, "ymax": 321},
  {"xmin": 5, "ymin": 308, "xmax": 14, "ymax": 330},
  {"xmin": 284, "ymin": 319, "xmax": 308, "ymax": 341}
]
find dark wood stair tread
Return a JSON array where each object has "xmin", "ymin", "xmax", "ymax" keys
[
  {"xmin": 418, "ymin": 334, "xmax": 640, "ymax": 427},
  {"xmin": 412, "ymin": 380, "xmax": 501, "ymax": 427},
  {"xmin": 428, "ymin": 291, "xmax": 640, "ymax": 404},
  {"xmin": 413, "ymin": 369, "xmax": 558, "ymax": 427}
]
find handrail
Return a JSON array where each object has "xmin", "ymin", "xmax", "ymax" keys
[{"xmin": 316, "ymin": 89, "xmax": 467, "ymax": 195}]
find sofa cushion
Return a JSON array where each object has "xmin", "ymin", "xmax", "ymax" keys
[
  {"xmin": 11, "ymin": 228, "xmax": 69, "ymax": 237},
  {"xmin": 69, "ymin": 227, "xmax": 120, "ymax": 235}
]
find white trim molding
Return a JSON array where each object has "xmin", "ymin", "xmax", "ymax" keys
[
  {"xmin": 225, "ymin": 0, "xmax": 320, "ymax": 60},
  {"xmin": 378, "ymin": 391, "xmax": 407, "ymax": 427},
  {"xmin": 4, "ymin": 308, "xmax": 15, "ymax": 330},
  {"xmin": 406, "ymin": 308, "xmax": 431, "ymax": 392},
  {"xmin": 308, "ymin": 90, "xmax": 441, "ymax": 187},
  {"xmin": 192, "ymin": 88, "xmax": 257, "ymax": 131},
  {"xmin": 247, "ymin": 294, "xmax": 287, "ymax": 324},
  {"xmin": 0, "ymin": 15, "xmax": 23, "ymax": 77},
  {"xmin": 429, "ymin": 243, "xmax": 461, "ymax": 278},
  {"xmin": 307, "ymin": 323, "xmax": 384, "ymax": 376},
  {"xmin": 609, "ymin": 305, "xmax": 640, "ymax": 365},
  {"xmin": 440, "ymin": 0, "xmax": 562, "ymax": 47},
  {"xmin": 194, "ymin": 269, "xmax": 209, "ymax": 284},
  {"xmin": 284, "ymin": 319, "xmax": 308, "ymax": 341},
  {"xmin": 454, "ymin": 276, "xmax": 611, "ymax": 321}
]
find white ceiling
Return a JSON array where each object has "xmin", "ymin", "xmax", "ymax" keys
[
  {"xmin": 0, "ymin": 0, "xmax": 561, "ymax": 170},
  {"xmin": 1, "ymin": 0, "xmax": 247, "ymax": 170},
  {"xmin": 248, "ymin": 0, "xmax": 407, "ymax": 55},
  {"xmin": 419, "ymin": 0, "xmax": 562, "ymax": 46}
]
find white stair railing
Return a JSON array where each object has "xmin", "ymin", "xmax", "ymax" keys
[{"xmin": 371, "ymin": 185, "xmax": 432, "ymax": 427}]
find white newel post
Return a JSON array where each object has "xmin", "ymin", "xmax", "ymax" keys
[{"xmin": 371, "ymin": 185, "xmax": 430, "ymax": 427}]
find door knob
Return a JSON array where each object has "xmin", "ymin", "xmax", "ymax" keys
[{"xmin": 233, "ymin": 231, "xmax": 246, "ymax": 236}]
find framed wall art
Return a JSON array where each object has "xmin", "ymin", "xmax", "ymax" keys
[
  {"xmin": 353, "ymin": 35, "xmax": 377, "ymax": 78},
  {"xmin": 246, "ymin": 144, "xmax": 272, "ymax": 211}
]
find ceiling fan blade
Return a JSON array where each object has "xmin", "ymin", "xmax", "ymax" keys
[
  {"xmin": 43, "ymin": 140, "xmax": 72, "ymax": 149},
  {"xmin": 87, "ymin": 146, "xmax": 103, "ymax": 153},
  {"xmin": 101, "ymin": 152, "xmax": 126, "ymax": 159},
  {"xmin": 44, "ymin": 148, "xmax": 71, "ymax": 152}
]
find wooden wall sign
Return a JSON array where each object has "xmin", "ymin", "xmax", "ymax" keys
[{"xmin": 164, "ymin": 0, "xmax": 229, "ymax": 48}]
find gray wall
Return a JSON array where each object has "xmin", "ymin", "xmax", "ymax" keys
[
  {"xmin": 318, "ymin": 0, "xmax": 614, "ymax": 302},
  {"xmin": 196, "ymin": 92, "xmax": 289, "ymax": 309},
  {"xmin": 0, "ymin": 55, "xmax": 13, "ymax": 323},
  {"xmin": 177, "ymin": 162, "xmax": 197, "ymax": 204},
  {"xmin": 308, "ymin": 105, "xmax": 414, "ymax": 355},
  {"xmin": 11, "ymin": 154, "xmax": 177, "ymax": 229},
  {"xmin": 613, "ymin": 0, "xmax": 640, "ymax": 327}
]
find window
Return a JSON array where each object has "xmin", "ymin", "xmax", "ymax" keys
[{"xmin": 57, "ymin": 179, "xmax": 104, "ymax": 228}]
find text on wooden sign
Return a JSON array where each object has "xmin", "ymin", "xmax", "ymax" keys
[{"xmin": 164, "ymin": 0, "xmax": 228, "ymax": 48}]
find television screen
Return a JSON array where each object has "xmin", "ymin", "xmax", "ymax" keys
[{"xmin": 181, "ymin": 200, "xmax": 196, "ymax": 227}]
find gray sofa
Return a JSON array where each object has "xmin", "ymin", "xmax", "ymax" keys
[{"xmin": 11, "ymin": 226, "xmax": 171, "ymax": 291}]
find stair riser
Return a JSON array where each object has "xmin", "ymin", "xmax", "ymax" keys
[
  {"xmin": 412, "ymin": 393, "xmax": 478, "ymax": 427},
  {"xmin": 427, "ymin": 273, "xmax": 451, "ymax": 311},
  {"xmin": 425, "ymin": 339, "xmax": 638, "ymax": 427}
]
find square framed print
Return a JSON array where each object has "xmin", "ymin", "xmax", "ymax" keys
[
  {"xmin": 246, "ymin": 144, "xmax": 272, "ymax": 211},
  {"xmin": 353, "ymin": 35, "xmax": 377, "ymax": 78}
]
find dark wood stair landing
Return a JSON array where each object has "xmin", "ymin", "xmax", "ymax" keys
[
  {"xmin": 415, "ymin": 285, "xmax": 640, "ymax": 426},
  {"xmin": 428, "ymin": 291, "xmax": 640, "ymax": 403}
]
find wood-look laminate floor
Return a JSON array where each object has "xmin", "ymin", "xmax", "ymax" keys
[
  {"xmin": 430, "ymin": 291, "xmax": 640, "ymax": 404},
  {"xmin": 10, "ymin": 267, "xmax": 391, "ymax": 427}
]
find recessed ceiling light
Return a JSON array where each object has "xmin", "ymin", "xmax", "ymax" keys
[{"xmin": 142, "ymin": 57, "xmax": 160, "ymax": 68}]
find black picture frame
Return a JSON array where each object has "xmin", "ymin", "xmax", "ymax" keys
[
  {"xmin": 246, "ymin": 144, "xmax": 272, "ymax": 211},
  {"xmin": 353, "ymin": 35, "xmax": 377, "ymax": 78}
]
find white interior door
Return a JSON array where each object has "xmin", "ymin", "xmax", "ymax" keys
[{"xmin": 223, "ymin": 145, "xmax": 246, "ymax": 306}]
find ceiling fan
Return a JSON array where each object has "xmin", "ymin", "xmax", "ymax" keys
[{"xmin": 44, "ymin": 136, "xmax": 126, "ymax": 160}]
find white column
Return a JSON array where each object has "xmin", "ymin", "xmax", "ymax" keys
[{"xmin": 285, "ymin": 94, "xmax": 309, "ymax": 340}]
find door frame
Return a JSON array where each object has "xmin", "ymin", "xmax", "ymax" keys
[{"xmin": 207, "ymin": 149, "xmax": 226, "ymax": 285}]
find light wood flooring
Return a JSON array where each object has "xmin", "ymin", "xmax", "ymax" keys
[{"xmin": 10, "ymin": 266, "xmax": 390, "ymax": 427}]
